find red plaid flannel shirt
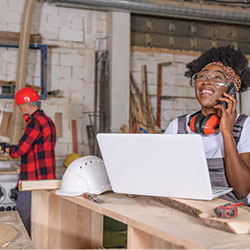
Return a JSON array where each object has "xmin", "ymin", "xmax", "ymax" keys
[{"xmin": 10, "ymin": 110, "xmax": 56, "ymax": 181}]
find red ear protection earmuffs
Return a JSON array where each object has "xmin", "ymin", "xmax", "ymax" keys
[
  {"xmin": 189, "ymin": 112, "xmax": 220, "ymax": 135},
  {"xmin": 23, "ymin": 114, "xmax": 31, "ymax": 122}
]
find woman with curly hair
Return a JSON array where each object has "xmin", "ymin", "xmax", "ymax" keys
[{"xmin": 165, "ymin": 45, "xmax": 250, "ymax": 205}]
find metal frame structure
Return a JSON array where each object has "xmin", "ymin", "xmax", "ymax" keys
[
  {"xmin": 93, "ymin": 37, "xmax": 110, "ymax": 155},
  {"xmin": 0, "ymin": 42, "xmax": 47, "ymax": 99}
]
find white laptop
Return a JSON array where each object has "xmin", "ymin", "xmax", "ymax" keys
[{"xmin": 96, "ymin": 133, "xmax": 232, "ymax": 200}]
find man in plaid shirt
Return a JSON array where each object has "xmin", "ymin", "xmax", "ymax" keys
[{"xmin": 3, "ymin": 87, "xmax": 56, "ymax": 236}]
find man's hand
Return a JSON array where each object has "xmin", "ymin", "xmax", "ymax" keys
[{"xmin": 0, "ymin": 142, "xmax": 10, "ymax": 153}]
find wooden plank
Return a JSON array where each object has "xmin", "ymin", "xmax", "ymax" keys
[
  {"xmin": 0, "ymin": 166, "xmax": 19, "ymax": 175},
  {"xmin": 19, "ymin": 180, "xmax": 61, "ymax": 191},
  {"xmin": 0, "ymin": 154, "xmax": 18, "ymax": 161},
  {"xmin": 158, "ymin": 197, "xmax": 250, "ymax": 234},
  {"xmin": 0, "ymin": 31, "xmax": 41, "ymax": 43},
  {"xmin": 71, "ymin": 120, "xmax": 78, "ymax": 153},
  {"xmin": 10, "ymin": 0, "xmax": 36, "ymax": 145},
  {"xmin": 55, "ymin": 112, "xmax": 62, "ymax": 137},
  {"xmin": 0, "ymin": 80, "xmax": 15, "ymax": 85},
  {"xmin": 131, "ymin": 45, "xmax": 202, "ymax": 57}
]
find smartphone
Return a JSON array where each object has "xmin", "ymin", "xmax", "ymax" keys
[{"xmin": 220, "ymin": 84, "xmax": 236, "ymax": 109}]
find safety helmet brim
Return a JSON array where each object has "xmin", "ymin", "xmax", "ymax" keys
[{"xmin": 55, "ymin": 189, "xmax": 83, "ymax": 196}]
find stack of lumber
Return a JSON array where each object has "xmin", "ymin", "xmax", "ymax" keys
[{"xmin": 130, "ymin": 65, "xmax": 160, "ymax": 133}]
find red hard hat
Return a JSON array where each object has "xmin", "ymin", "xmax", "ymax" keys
[{"xmin": 15, "ymin": 87, "xmax": 40, "ymax": 105}]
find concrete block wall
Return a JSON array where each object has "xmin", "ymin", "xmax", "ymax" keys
[
  {"xmin": 0, "ymin": 0, "xmax": 107, "ymax": 159},
  {"xmin": 2, "ymin": 0, "xmax": 249, "ymax": 160},
  {"xmin": 130, "ymin": 50, "xmax": 200, "ymax": 131}
]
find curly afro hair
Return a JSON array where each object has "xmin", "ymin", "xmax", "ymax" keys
[{"xmin": 185, "ymin": 45, "xmax": 250, "ymax": 92}]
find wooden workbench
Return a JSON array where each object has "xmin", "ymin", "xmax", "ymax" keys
[
  {"xmin": 0, "ymin": 211, "xmax": 33, "ymax": 249},
  {"xmin": 31, "ymin": 190, "xmax": 250, "ymax": 249}
]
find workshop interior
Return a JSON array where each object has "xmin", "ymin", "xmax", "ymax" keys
[{"xmin": 0, "ymin": 0, "xmax": 250, "ymax": 249}]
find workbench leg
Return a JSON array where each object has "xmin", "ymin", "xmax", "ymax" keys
[
  {"xmin": 31, "ymin": 190, "xmax": 103, "ymax": 249},
  {"xmin": 127, "ymin": 226, "xmax": 182, "ymax": 249},
  {"xmin": 31, "ymin": 190, "xmax": 50, "ymax": 248}
]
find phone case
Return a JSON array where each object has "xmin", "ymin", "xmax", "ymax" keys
[{"xmin": 220, "ymin": 85, "xmax": 236, "ymax": 109}]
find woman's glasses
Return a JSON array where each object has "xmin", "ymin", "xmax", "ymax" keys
[{"xmin": 191, "ymin": 70, "xmax": 232, "ymax": 88}]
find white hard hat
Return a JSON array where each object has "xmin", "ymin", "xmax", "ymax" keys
[{"xmin": 56, "ymin": 155, "xmax": 112, "ymax": 196}]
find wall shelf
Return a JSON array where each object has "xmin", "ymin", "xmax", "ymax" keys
[{"xmin": 0, "ymin": 42, "xmax": 47, "ymax": 99}]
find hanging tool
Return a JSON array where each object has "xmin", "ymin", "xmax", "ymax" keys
[{"xmin": 214, "ymin": 202, "xmax": 244, "ymax": 218}]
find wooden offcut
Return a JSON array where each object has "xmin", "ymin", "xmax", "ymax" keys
[{"xmin": 158, "ymin": 197, "xmax": 250, "ymax": 234}]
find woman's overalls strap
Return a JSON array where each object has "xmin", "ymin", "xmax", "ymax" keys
[
  {"xmin": 177, "ymin": 114, "xmax": 248, "ymax": 205},
  {"xmin": 177, "ymin": 114, "xmax": 188, "ymax": 134}
]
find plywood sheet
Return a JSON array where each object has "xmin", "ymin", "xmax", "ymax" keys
[
  {"xmin": 0, "ymin": 211, "xmax": 32, "ymax": 249},
  {"xmin": 0, "ymin": 224, "xmax": 17, "ymax": 247}
]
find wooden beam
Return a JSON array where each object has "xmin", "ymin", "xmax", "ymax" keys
[
  {"xmin": 10, "ymin": 0, "xmax": 36, "ymax": 145},
  {"xmin": 19, "ymin": 180, "xmax": 62, "ymax": 191}
]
